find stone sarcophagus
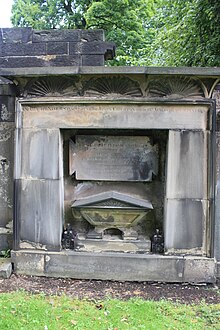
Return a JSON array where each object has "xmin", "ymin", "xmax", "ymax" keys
[
  {"xmin": 1, "ymin": 28, "xmax": 220, "ymax": 283},
  {"xmin": 72, "ymin": 191, "xmax": 153, "ymax": 240}
]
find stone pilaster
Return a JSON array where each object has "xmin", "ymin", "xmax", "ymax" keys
[{"xmin": 0, "ymin": 77, "xmax": 16, "ymax": 252}]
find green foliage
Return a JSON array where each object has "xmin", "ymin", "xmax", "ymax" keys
[
  {"xmin": 11, "ymin": 0, "xmax": 220, "ymax": 66},
  {"xmin": 11, "ymin": 0, "xmax": 158, "ymax": 65},
  {"xmin": 0, "ymin": 249, "xmax": 11, "ymax": 258},
  {"xmin": 0, "ymin": 292, "xmax": 220, "ymax": 329},
  {"xmin": 11, "ymin": 0, "xmax": 92, "ymax": 29},
  {"xmin": 85, "ymin": 0, "xmax": 157, "ymax": 66},
  {"xmin": 151, "ymin": 0, "xmax": 220, "ymax": 66}
]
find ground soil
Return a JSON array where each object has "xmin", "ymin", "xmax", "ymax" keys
[{"xmin": 0, "ymin": 274, "xmax": 219, "ymax": 304}]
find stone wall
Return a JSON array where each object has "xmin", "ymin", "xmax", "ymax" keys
[{"xmin": 0, "ymin": 28, "xmax": 115, "ymax": 67}]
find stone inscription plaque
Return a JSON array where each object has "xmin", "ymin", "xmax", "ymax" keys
[{"xmin": 69, "ymin": 135, "xmax": 158, "ymax": 181}]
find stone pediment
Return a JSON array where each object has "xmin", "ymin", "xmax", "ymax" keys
[{"xmin": 71, "ymin": 191, "xmax": 153, "ymax": 210}]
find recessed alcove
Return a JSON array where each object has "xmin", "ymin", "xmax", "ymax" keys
[
  {"xmin": 63, "ymin": 128, "xmax": 167, "ymax": 251},
  {"xmin": 103, "ymin": 228, "xmax": 123, "ymax": 239}
]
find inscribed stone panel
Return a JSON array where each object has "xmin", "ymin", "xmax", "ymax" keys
[
  {"xmin": 21, "ymin": 104, "xmax": 209, "ymax": 130},
  {"xmin": 69, "ymin": 135, "xmax": 158, "ymax": 181}
]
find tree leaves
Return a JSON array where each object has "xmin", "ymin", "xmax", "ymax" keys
[{"xmin": 11, "ymin": 0, "xmax": 220, "ymax": 66}]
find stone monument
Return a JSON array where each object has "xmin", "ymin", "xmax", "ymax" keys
[{"xmin": 0, "ymin": 28, "xmax": 219, "ymax": 283}]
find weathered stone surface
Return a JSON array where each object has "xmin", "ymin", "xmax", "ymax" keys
[
  {"xmin": 11, "ymin": 251, "xmax": 44, "ymax": 276},
  {"xmin": 164, "ymin": 199, "xmax": 208, "ymax": 252},
  {"xmin": 44, "ymin": 253, "xmax": 185, "ymax": 281},
  {"xmin": 47, "ymin": 42, "xmax": 68, "ymax": 55},
  {"xmin": 11, "ymin": 250, "xmax": 216, "ymax": 283},
  {"xmin": 82, "ymin": 41, "xmax": 114, "ymax": 55},
  {"xmin": 0, "ymin": 259, "xmax": 12, "ymax": 279},
  {"xmin": 0, "ymin": 28, "xmax": 32, "ymax": 44},
  {"xmin": 184, "ymin": 257, "xmax": 216, "ymax": 283},
  {"xmin": 21, "ymin": 103, "xmax": 210, "ymax": 130},
  {"xmin": 16, "ymin": 179, "xmax": 63, "ymax": 249},
  {"xmin": 0, "ymin": 76, "xmax": 17, "ymax": 96},
  {"xmin": 20, "ymin": 129, "xmax": 62, "ymax": 179},
  {"xmin": 68, "ymin": 42, "xmax": 81, "ymax": 54},
  {"xmin": 69, "ymin": 42, "xmax": 115, "ymax": 55},
  {"xmin": 1, "ymin": 43, "xmax": 47, "ymax": 56},
  {"xmin": 69, "ymin": 135, "xmax": 158, "ymax": 181},
  {"xmin": 0, "ymin": 55, "xmax": 81, "ymax": 68},
  {"xmin": 82, "ymin": 54, "xmax": 104, "ymax": 66},
  {"xmin": 0, "ymin": 232, "xmax": 12, "ymax": 251},
  {"xmin": 0, "ymin": 28, "xmax": 115, "ymax": 68},
  {"xmin": 166, "ymin": 130, "xmax": 209, "ymax": 199},
  {"xmin": 214, "ymin": 133, "xmax": 220, "ymax": 261},
  {"xmin": 2, "ymin": 66, "xmax": 220, "ymax": 77},
  {"xmin": 0, "ymin": 96, "xmax": 15, "ymax": 122},
  {"xmin": 217, "ymin": 262, "xmax": 220, "ymax": 279},
  {"xmin": 12, "ymin": 250, "xmax": 185, "ymax": 282},
  {"xmin": 81, "ymin": 30, "xmax": 104, "ymax": 42},
  {"xmin": 33, "ymin": 29, "xmax": 81, "ymax": 43},
  {"xmin": 76, "ymin": 236, "xmax": 151, "ymax": 253},
  {"xmin": 0, "ymin": 123, "xmax": 14, "ymax": 227},
  {"xmin": 33, "ymin": 29, "xmax": 103, "ymax": 44}
]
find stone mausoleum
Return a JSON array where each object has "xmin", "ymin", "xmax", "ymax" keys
[{"xmin": 1, "ymin": 28, "xmax": 220, "ymax": 283}]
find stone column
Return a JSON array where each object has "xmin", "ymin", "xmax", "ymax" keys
[
  {"xmin": 164, "ymin": 130, "xmax": 211, "ymax": 255},
  {"xmin": 0, "ymin": 77, "xmax": 16, "ymax": 251}
]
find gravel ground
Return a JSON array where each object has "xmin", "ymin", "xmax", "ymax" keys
[{"xmin": 0, "ymin": 274, "xmax": 219, "ymax": 304}]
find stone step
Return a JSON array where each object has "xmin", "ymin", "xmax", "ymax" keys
[{"xmin": 0, "ymin": 259, "xmax": 12, "ymax": 278}]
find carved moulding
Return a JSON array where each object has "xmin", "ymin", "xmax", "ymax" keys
[
  {"xmin": 146, "ymin": 76, "xmax": 204, "ymax": 99},
  {"xmin": 213, "ymin": 84, "xmax": 220, "ymax": 109},
  {"xmin": 24, "ymin": 76, "xmax": 79, "ymax": 97},
  {"xmin": 22, "ymin": 74, "xmax": 216, "ymax": 100},
  {"xmin": 83, "ymin": 76, "xmax": 143, "ymax": 97},
  {"xmin": 24, "ymin": 75, "xmax": 143, "ymax": 98}
]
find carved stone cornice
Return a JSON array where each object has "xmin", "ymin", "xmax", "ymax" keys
[{"xmin": 11, "ymin": 74, "xmax": 220, "ymax": 101}]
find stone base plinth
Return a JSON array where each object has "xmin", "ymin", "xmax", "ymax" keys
[
  {"xmin": 11, "ymin": 250, "xmax": 216, "ymax": 283},
  {"xmin": 76, "ymin": 236, "xmax": 151, "ymax": 253}
]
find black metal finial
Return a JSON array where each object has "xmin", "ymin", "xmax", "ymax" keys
[
  {"xmin": 151, "ymin": 229, "xmax": 164, "ymax": 254},
  {"xmin": 61, "ymin": 223, "xmax": 77, "ymax": 250}
]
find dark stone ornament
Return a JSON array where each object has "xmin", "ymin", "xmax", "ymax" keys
[
  {"xmin": 151, "ymin": 229, "xmax": 164, "ymax": 254},
  {"xmin": 61, "ymin": 223, "xmax": 77, "ymax": 250}
]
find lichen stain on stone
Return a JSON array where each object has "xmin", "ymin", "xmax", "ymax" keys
[
  {"xmin": 0, "ymin": 227, "xmax": 10, "ymax": 234},
  {"xmin": 0, "ymin": 155, "xmax": 11, "ymax": 206},
  {"xmin": 0, "ymin": 124, "xmax": 13, "ymax": 141},
  {"xmin": 0, "ymin": 155, "xmax": 9, "ymax": 173},
  {"xmin": 165, "ymin": 247, "xmax": 204, "ymax": 256},
  {"xmin": 36, "ymin": 55, "xmax": 57, "ymax": 61},
  {"xmin": 20, "ymin": 240, "xmax": 47, "ymax": 250},
  {"xmin": 1, "ymin": 104, "xmax": 12, "ymax": 121}
]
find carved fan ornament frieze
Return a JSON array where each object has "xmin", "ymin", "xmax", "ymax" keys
[
  {"xmin": 25, "ymin": 76, "xmax": 79, "ymax": 97},
  {"xmin": 146, "ymin": 76, "xmax": 204, "ymax": 99},
  {"xmin": 24, "ymin": 75, "xmax": 207, "ymax": 99},
  {"xmin": 25, "ymin": 76, "xmax": 143, "ymax": 98},
  {"xmin": 83, "ymin": 77, "xmax": 143, "ymax": 97}
]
